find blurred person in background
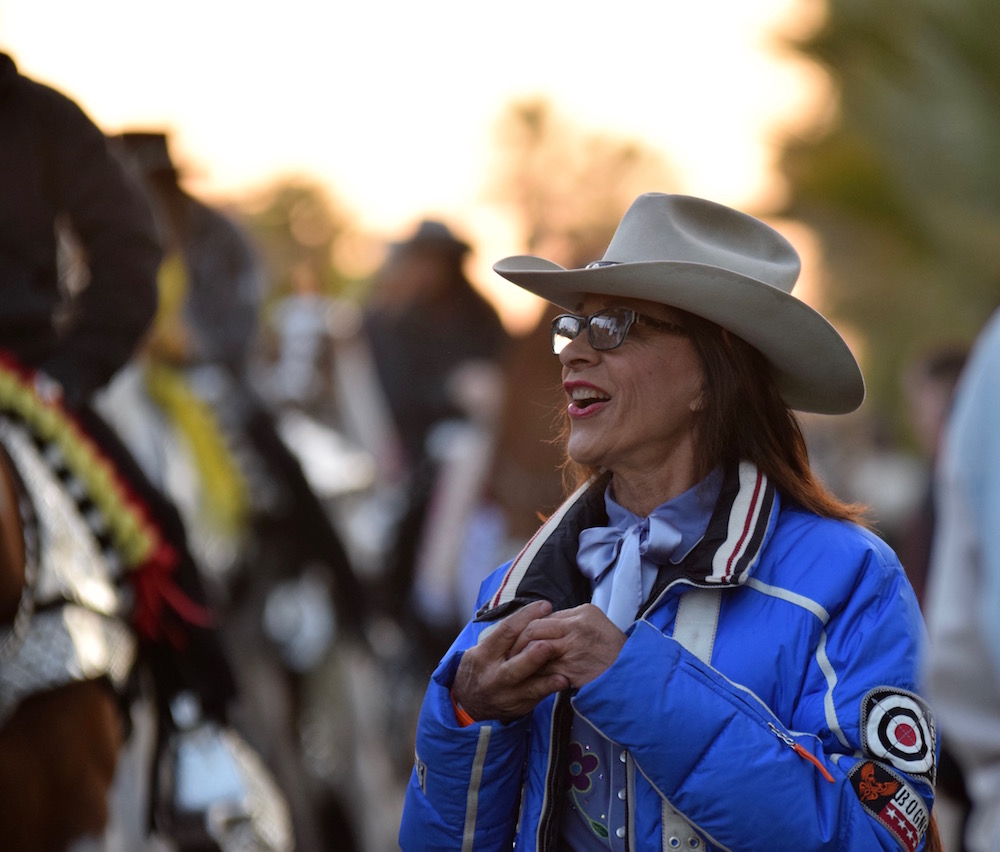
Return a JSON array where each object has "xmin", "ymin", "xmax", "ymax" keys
[
  {"xmin": 925, "ymin": 309, "xmax": 1000, "ymax": 852},
  {"xmin": 106, "ymin": 130, "xmax": 267, "ymax": 584},
  {"xmin": 262, "ymin": 260, "xmax": 341, "ymax": 417},
  {"xmin": 400, "ymin": 193, "xmax": 940, "ymax": 851},
  {"xmin": 361, "ymin": 219, "xmax": 508, "ymax": 466},
  {"xmin": 898, "ymin": 345, "xmax": 969, "ymax": 607},
  {"xmin": 0, "ymin": 56, "xmax": 159, "ymax": 409},
  {"xmin": 897, "ymin": 346, "xmax": 971, "ymax": 851},
  {"xmin": 111, "ymin": 131, "xmax": 262, "ymax": 379},
  {"xmin": 109, "ymin": 130, "xmax": 366, "ymax": 851},
  {"xmin": 348, "ymin": 220, "xmax": 510, "ymax": 656},
  {"xmin": 109, "ymin": 130, "xmax": 365, "ymax": 637}
]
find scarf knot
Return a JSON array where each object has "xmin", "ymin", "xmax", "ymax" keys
[{"xmin": 578, "ymin": 511, "xmax": 682, "ymax": 629}]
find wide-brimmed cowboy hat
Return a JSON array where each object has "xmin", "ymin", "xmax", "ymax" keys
[{"xmin": 493, "ymin": 192, "xmax": 864, "ymax": 414}]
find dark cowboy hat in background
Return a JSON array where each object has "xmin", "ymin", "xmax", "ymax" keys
[
  {"xmin": 110, "ymin": 130, "xmax": 182, "ymax": 178},
  {"xmin": 493, "ymin": 192, "xmax": 865, "ymax": 415},
  {"xmin": 390, "ymin": 219, "xmax": 471, "ymax": 259}
]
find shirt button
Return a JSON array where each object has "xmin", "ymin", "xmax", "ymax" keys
[
  {"xmin": 616, "ymin": 827, "xmax": 626, "ymax": 839},
  {"xmin": 617, "ymin": 788, "xmax": 627, "ymax": 801},
  {"xmin": 619, "ymin": 751, "xmax": 627, "ymax": 763}
]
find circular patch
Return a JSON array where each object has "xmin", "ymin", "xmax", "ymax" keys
[{"xmin": 863, "ymin": 690, "xmax": 935, "ymax": 779}]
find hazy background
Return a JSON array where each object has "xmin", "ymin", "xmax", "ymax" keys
[
  {"xmin": 3, "ymin": 0, "xmax": 1000, "ymax": 528},
  {"xmin": 1, "ymin": 0, "xmax": 820, "ymax": 320}
]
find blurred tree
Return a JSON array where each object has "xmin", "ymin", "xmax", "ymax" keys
[
  {"xmin": 234, "ymin": 177, "xmax": 355, "ymax": 301},
  {"xmin": 776, "ymin": 0, "xmax": 1000, "ymax": 437},
  {"xmin": 486, "ymin": 98, "xmax": 677, "ymax": 267}
]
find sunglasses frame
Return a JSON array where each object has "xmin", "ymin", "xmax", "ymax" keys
[{"xmin": 550, "ymin": 307, "xmax": 687, "ymax": 354}]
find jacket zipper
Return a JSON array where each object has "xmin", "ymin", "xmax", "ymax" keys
[{"xmin": 537, "ymin": 690, "xmax": 575, "ymax": 850}]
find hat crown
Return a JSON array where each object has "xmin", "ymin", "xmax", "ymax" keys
[
  {"xmin": 411, "ymin": 220, "xmax": 460, "ymax": 243},
  {"xmin": 112, "ymin": 131, "xmax": 176, "ymax": 175},
  {"xmin": 600, "ymin": 193, "xmax": 800, "ymax": 294},
  {"xmin": 394, "ymin": 219, "xmax": 470, "ymax": 256}
]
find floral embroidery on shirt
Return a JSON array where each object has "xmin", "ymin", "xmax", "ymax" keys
[
  {"xmin": 568, "ymin": 741, "xmax": 600, "ymax": 792},
  {"xmin": 567, "ymin": 741, "xmax": 609, "ymax": 838}
]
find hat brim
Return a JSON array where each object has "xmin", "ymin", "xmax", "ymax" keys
[{"xmin": 493, "ymin": 255, "xmax": 864, "ymax": 415}]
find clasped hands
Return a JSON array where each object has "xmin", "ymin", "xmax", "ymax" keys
[{"xmin": 450, "ymin": 600, "xmax": 626, "ymax": 724}]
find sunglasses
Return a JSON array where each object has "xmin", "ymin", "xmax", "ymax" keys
[{"xmin": 550, "ymin": 307, "xmax": 688, "ymax": 355}]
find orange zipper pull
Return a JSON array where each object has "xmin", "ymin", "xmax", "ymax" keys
[{"xmin": 769, "ymin": 722, "xmax": 835, "ymax": 783}]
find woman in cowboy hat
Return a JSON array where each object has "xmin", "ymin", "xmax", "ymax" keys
[{"xmin": 398, "ymin": 193, "xmax": 938, "ymax": 851}]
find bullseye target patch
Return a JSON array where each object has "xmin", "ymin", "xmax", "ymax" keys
[{"xmin": 860, "ymin": 688, "xmax": 936, "ymax": 783}]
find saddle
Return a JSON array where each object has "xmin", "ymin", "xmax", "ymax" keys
[{"xmin": 0, "ymin": 412, "xmax": 137, "ymax": 724}]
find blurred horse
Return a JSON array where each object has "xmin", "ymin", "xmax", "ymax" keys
[
  {"xmin": 0, "ymin": 369, "xmax": 294, "ymax": 852},
  {"xmin": 0, "ymin": 420, "xmax": 128, "ymax": 851}
]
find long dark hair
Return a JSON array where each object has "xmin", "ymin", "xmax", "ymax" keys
[{"xmin": 561, "ymin": 309, "xmax": 866, "ymax": 524}]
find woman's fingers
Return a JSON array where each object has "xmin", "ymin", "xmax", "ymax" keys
[
  {"xmin": 507, "ymin": 602, "xmax": 601, "ymax": 656},
  {"xmin": 483, "ymin": 599, "xmax": 553, "ymax": 656},
  {"xmin": 454, "ymin": 600, "xmax": 624, "ymax": 723},
  {"xmin": 452, "ymin": 600, "xmax": 569, "ymax": 721},
  {"xmin": 508, "ymin": 604, "xmax": 625, "ymax": 688}
]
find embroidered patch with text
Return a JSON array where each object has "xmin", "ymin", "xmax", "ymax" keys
[
  {"xmin": 849, "ymin": 760, "xmax": 928, "ymax": 852},
  {"xmin": 860, "ymin": 687, "xmax": 936, "ymax": 783}
]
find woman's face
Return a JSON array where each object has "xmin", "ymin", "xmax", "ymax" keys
[{"xmin": 558, "ymin": 294, "xmax": 706, "ymax": 500}]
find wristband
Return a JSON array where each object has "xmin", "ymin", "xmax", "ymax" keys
[{"xmin": 450, "ymin": 690, "xmax": 477, "ymax": 727}]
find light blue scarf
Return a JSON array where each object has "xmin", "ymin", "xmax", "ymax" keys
[{"xmin": 576, "ymin": 469, "xmax": 722, "ymax": 630}]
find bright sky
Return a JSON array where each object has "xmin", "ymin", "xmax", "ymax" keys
[{"xmin": 1, "ymin": 0, "xmax": 827, "ymax": 327}]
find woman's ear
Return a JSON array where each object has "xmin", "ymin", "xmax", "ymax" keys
[{"xmin": 690, "ymin": 385, "xmax": 707, "ymax": 413}]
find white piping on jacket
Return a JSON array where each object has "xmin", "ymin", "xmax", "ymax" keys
[
  {"xmin": 744, "ymin": 577, "xmax": 850, "ymax": 748},
  {"xmin": 462, "ymin": 726, "xmax": 493, "ymax": 852}
]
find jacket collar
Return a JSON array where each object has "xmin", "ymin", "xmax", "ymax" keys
[{"xmin": 477, "ymin": 461, "xmax": 778, "ymax": 623}]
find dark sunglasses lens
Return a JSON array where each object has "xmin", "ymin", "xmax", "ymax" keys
[
  {"xmin": 588, "ymin": 310, "xmax": 627, "ymax": 350},
  {"xmin": 551, "ymin": 315, "xmax": 582, "ymax": 354}
]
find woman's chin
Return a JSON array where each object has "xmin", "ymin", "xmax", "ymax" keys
[{"xmin": 566, "ymin": 440, "xmax": 608, "ymax": 472}]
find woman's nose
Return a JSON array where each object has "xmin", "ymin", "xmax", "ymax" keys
[{"xmin": 558, "ymin": 331, "xmax": 600, "ymax": 367}]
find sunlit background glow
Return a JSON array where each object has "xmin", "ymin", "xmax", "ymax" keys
[{"xmin": 1, "ymin": 0, "xmax": 827, "ymax": 329}]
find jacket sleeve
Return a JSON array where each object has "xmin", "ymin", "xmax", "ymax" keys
[
  {"xmin": 399, "ymin": 567, "xmax": 531, "ymax": 851},
  {"xmin": 31, "ymin": 81, "xmax": 161, "ymax": 402},
  {"xmin": 571, "ymin": 543, "xmax": 936, "ymax": 851}
]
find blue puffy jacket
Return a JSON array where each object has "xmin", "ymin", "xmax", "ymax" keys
[{"xmin": 399, "ymin": 463, "xmax": 936, "ymax": 851}]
